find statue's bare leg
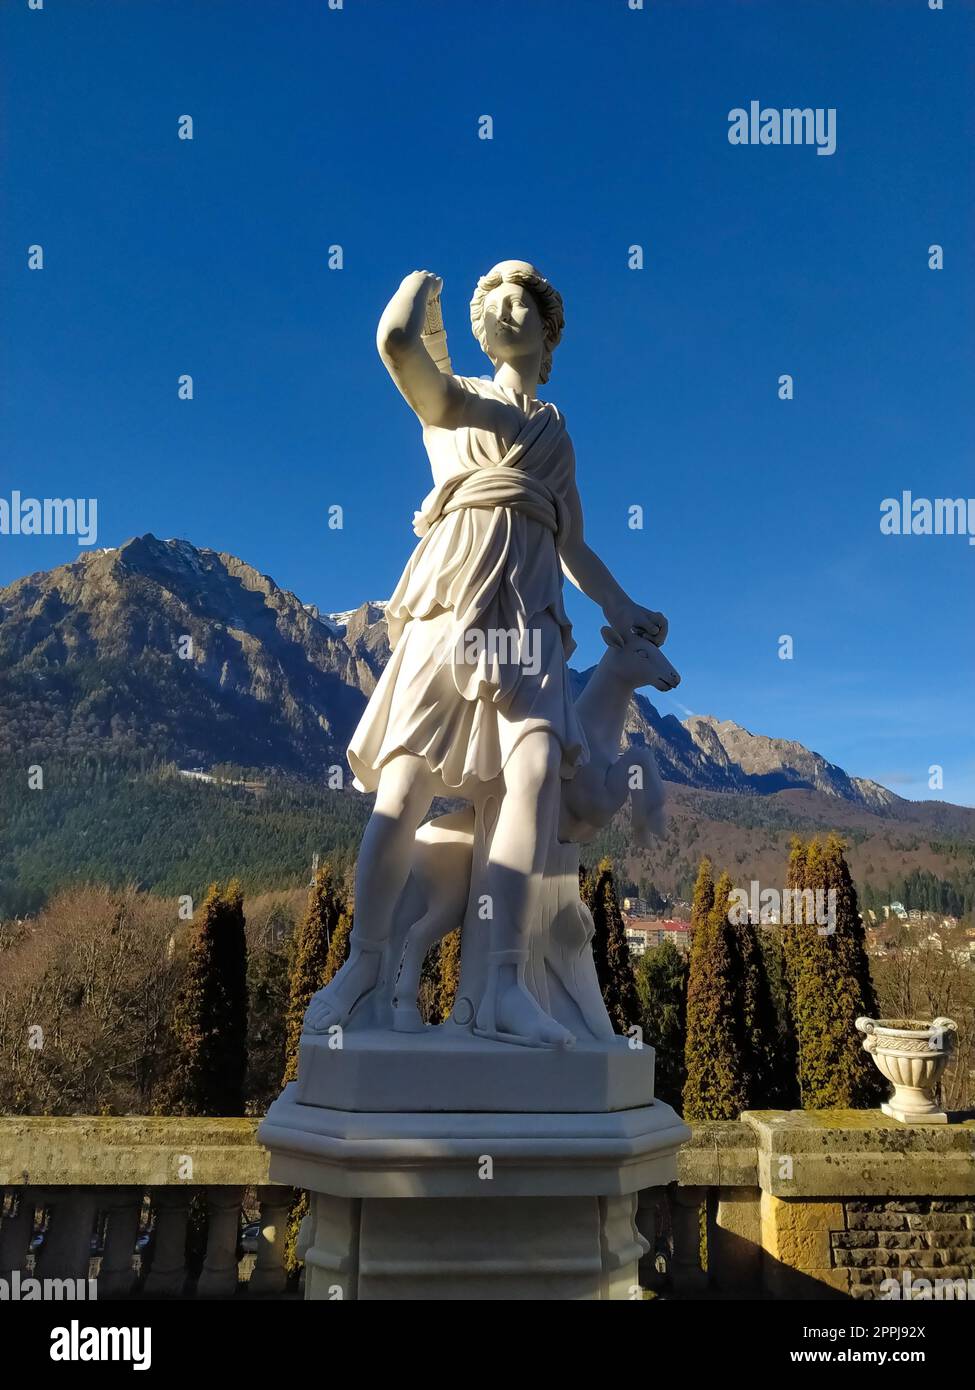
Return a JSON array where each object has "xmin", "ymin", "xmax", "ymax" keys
[
  {"xmin": 475, "ymin": 730, "xmax": 574, "ymax": 1048},
  {"xmin": 304, "ymin": 753, "xmax": 436, "ymax": 1033}
]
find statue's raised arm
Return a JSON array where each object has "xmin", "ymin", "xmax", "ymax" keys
[{"xmin": 376, "ymin": 270, "xmax": 469, "ymax": 429}]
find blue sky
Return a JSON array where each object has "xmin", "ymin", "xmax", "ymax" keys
[{"xmin": 2, "ymin": 0, "xmax": 973, "ymax": 804}]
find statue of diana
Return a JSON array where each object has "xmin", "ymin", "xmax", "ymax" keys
[{"xmin": 304, "ymin": 261, "xmax": 670, "ymax": 1048}]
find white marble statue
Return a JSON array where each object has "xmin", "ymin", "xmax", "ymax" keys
[{"xmin": 304, "ymin": 260, "xmax": 673, "ymax": 1048}]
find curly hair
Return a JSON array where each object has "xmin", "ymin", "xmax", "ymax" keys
[{"xmin": 469, "ymin": 260, "xmax": 565, "ymax": 384}]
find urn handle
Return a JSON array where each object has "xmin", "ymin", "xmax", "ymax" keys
[
  {"xmin": 856, "ymin": 1016, "xmax": 878, "ymax": 1052},
  {"xmin": 930, "ymin": 1017, "xmax": 958, "ymax": 1050}
]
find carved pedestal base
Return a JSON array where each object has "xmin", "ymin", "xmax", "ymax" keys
[
  {"xmin": 258, "ymin": 1086, "xmax": 689, "ymax": 1300},
  {"xmin": 302, "ymin": 1190, "xmax": 647, "ymax": 1300},
  {"xmin": 881, "ymin": 1097, "xmax": 948, "ymax": 1125}
]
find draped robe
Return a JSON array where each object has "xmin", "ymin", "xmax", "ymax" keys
[{"xmin": 348, "ymin": 375, "xmax": 588, "ymax": 794}]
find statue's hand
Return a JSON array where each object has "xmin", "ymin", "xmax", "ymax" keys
[
  {"xmin": 379, "ymin": 271, "xmax": 445, "ymax": 364},
  {"xmin": 606, "ymin": 600, "xmax": 668, "ymax": 647},
  {"xmin": 400, "ymin": 269, "xmax": 443, "ymax": 308}
]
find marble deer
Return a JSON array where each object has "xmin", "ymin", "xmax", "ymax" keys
[
  {"xmin": 559, "ymin": 624, "xmax": 679, "ymax": 847},
  {"xmin": 388, "ymin": 627, "xmax": 680, "ymax": 1032}
]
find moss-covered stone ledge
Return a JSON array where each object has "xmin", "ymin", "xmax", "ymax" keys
[
  {"xmin": 676, "ymin": 1120, "xmax": 758, "ymax": 1188},
  {"xmin": 0, "ymin": 1117, "xmax": 271, "ymax": 1188},
  {"xmin": 742, "ymin": 1110, "xmax": 975, "ymax": 1199}
]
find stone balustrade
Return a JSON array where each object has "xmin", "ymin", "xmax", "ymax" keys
[
  {"xmin": 2, "ymin": 1110, "xmax": 973, "ymax": 1299},
  {"xmin": 0, "ymin": 1118, "xmax": 292, "ymax": 1299}
]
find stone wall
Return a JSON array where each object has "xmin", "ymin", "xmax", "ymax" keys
[{"xmin": 833, "ymin": 1198, "xmax": 975, "ymax": 1299}]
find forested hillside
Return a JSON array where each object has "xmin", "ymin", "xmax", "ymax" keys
[
  {"xmin": 3, "ymin": 760, "xmax": 973, "ymax": 921},
  {"xmin": 0, "ymin": 762, "xmax": 368, "ymax": 916}
]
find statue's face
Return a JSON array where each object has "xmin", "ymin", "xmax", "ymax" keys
[{"xmin": 481, "ymin": 279, "xmax": 544, "ymax": 366}]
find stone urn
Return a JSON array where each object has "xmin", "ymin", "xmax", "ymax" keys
[{"xmin": 855, "ymin": 1016, "xmax": 957, "ymax": 1123}]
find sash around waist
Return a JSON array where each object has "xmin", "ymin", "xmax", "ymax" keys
[{"xmin": 413, "ymin": 469, "xmax": 562, "ymax": 539}]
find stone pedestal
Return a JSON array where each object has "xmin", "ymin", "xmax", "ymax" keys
[
  {"xmin": 299, "ymin": 1189, "xmax": 649, "ymax": 1300},
  {"xmin": 259, "ymin": 1038, "xmax": 689, "ymax": 1301},
  {"xmin": 293, "ymin": 1028, "xmax": 653, "ymax": 1113}
]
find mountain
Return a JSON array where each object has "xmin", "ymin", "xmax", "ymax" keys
[
  {"xmin": 664, "ymin": 713, "xmax": 896, "ymax": 809},
  {"xmin": 0, "ymin": 536, "xmax": 374, "ymax": 773},
  {"xmin": 0, "ymin": 534, "xmax": 959, "ymax": 816}
]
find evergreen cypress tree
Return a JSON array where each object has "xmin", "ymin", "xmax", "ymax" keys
[
  {"xmin": 690, "ymin": 857, "xmax": 715, "ymax": 933},
  {"xmin": 434, "ymin": 927, "xmax": 462, "ymax": 1024},
  {"xmin": 588, "ymin": 858, "xmax": 641, "ymax": 1034},
  {"xmin": 634, "ymin": 939, "xmax": 688, "ymax": 1107},
  {"xmin": 682, "ymin": 871, "xmax": 750, "ymax": 1121},
  {"xmin": 824, "ymin": 832, "xmax": 886, "ymax": 1106},
  {"xmin": 787, "ymin": 835, "xmax": 808, "ymax": 895},
  {"xmin": 782, "ymin": 835, "xmax": 825, "ymax": 1106},
  {"xmin": 282, "ymin": 865, "xmax": 345, "ymax": 1086},
  {"xmin": 783, "ymin": 834, "xmax": 885, "ymax": 1108},
  {"xmin": 322, "ymin": 909, "xmax": 353, "ymax": 988},
  {"xmin": 165, "ymin": 881, "xmax": 248, "ymax": 1115}
]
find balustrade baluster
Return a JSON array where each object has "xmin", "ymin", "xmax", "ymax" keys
[
  {"xmin": 141, "ymin": 1187, "xmax": 191, "ymax": 1297},
  {"xmin": 34, "ymin": 1187, "xmax": 97, "ymax": 1282},
  {"xmin": 196, "ymin": 1185, "xmax": 244, "ymax": 1298},
  {"xmin": 248, "ymin": 1185, "xmax": 291, "ymax": 1296},
  {"xmin": 97, "ymin": 1186, "xmax": 144, "ymax": 1298},
  {"xmin": 669, "ymin": 1182, "xmax": 709, "ymax": 1296}
]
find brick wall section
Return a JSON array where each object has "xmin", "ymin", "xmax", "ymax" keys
[{"xmin": 832, "ymin": 1199, "xmax": 975, "ymax": 1299}]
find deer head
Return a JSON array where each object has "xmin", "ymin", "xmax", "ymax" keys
[{"xmin": 599, "ymin": 625, "xmax": 680, "ymax": 692}]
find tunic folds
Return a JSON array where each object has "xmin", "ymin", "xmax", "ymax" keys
[{"xmin": 347, "ymin": 376, "xmax": 589, "ymax": 794}]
